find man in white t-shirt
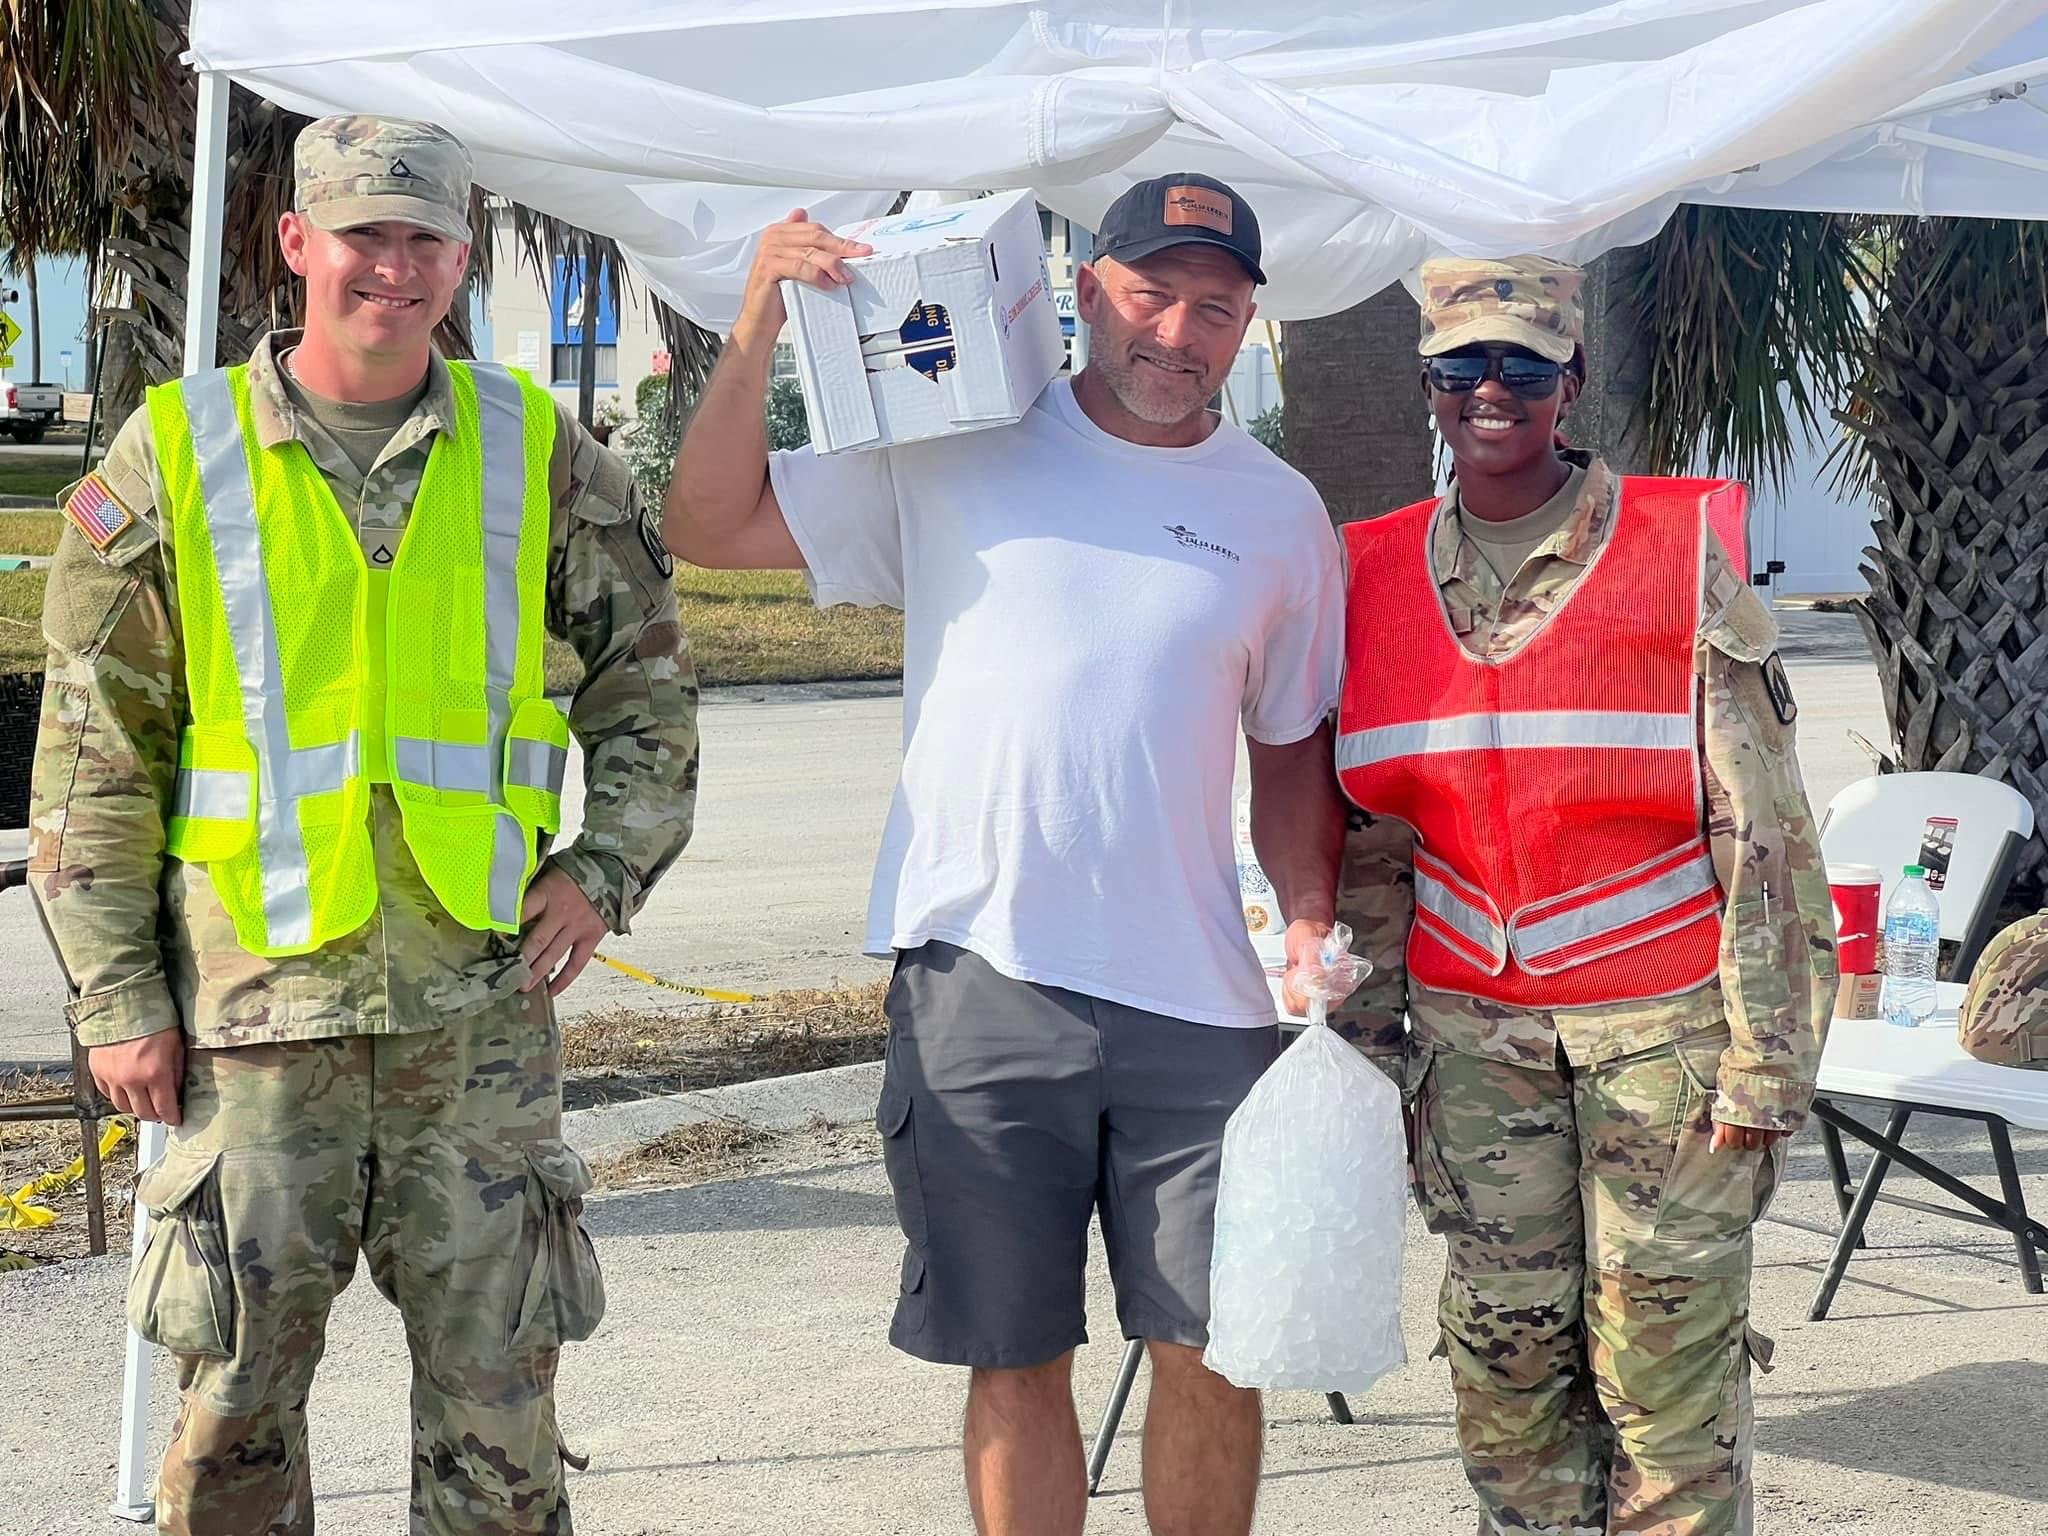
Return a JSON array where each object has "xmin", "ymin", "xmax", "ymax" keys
[{"xmin": 665, "ymin": 175, "xmax": 1345, "ymax": 1536}]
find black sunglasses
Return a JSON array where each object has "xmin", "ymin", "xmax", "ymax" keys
[{"xmin": 1425, "ymin": 352, "xmax": 1564, "ymax": 400}]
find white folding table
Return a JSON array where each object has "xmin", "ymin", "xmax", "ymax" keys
[{"xmin": 1802, "ymin": 983, "xmax": 2048, "ymax": 1320}]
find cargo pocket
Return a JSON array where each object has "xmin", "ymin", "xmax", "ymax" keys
[
  {"xmin": 876, "ymin": 1077, "xmax": 930, "ymax": 1255},
  {"xmin": 1654, "ymin": 1035, "xmax": 1765, "ymax": 1269},
  {"xmin": 126, "ymin": 1143, "xmax": 235, "ymax": 1358},
  {"xmin": 509, "ymin": 1140, "xmax": 607, "ymax": 1352},
  {"xmin": 1408, "ymin": 1048, "xmax": 1473, "ymax": 1235}
]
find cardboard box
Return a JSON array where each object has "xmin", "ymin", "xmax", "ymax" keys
[
  {"xmin": 1835, "ymin": 973, "xmax": 1883, "ymax": 1021},
  {"xmin": 782, "ymin": 190, "xmax": 1064, "ymax": 454}
]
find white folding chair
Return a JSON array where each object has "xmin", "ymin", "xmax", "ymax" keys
[
  {"xmin": 1817, "ymin": 770, "xmax": 2034, "ymax": 979},
  {"xmin": 1806, "ymin": 770, "xmax": 2040, "ymax": 1311}
]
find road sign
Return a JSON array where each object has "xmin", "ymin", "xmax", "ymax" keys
[
  {"xmin": 0, "ymin": 354, "xmax": 15, "ymax": 371},
  {"xmin": 0, "ymin": 313, "xmax": 21, "ymax": 354}
]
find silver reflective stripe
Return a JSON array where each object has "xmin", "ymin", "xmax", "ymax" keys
[
  {"xmin": 489, "ymin": 809, "xmax": 529, "ymax": 928},
  {"xmin": 471, "ymin": 364, "xmax": 534, "ymax": 916},
  {"xmin": 186, "ymin": 371, "xmax": 321, "ymax": 950},
  {"xmin": 507, "ymin": 738, "xmax": 568, "ymax": 795},
  {"xmin": 272, "ymin": 734, "xmax": 360, "ymax": 800},
  {"xmin": 172, "ymin": 768, "xmax": 250, "ymax": 823},
  {"xmin": 1513, "ymin": 850, "xmax": 1718, "ymax": 963},
  {"xmin": 1337, "ymin": 711, "xmax": 1695, "ymax": 770},
  {"xmin": 1414, "ymin": 864, "xmax": 1506, "ymax": 966},
  {"xmin": 395, "ymin": 737, "xmax": 493, "ymax": 794}
]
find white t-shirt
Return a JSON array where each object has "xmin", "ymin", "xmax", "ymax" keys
[{"xmin": 770, "ymin": 377, "xmax": 1344, "ymax": 1027}]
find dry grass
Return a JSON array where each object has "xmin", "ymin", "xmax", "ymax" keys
[
  {"xmin": 0, "ymin": 1070, "xmax": 135, "ymax": 1270},
  {"xmin": 544, "ymin": 564, "xmax": 903, "ymax": 692},
  {"xmin": 561, "ymin": 979, "xmax": 889, "ymax": 1111},
  {"xmin": 0, "ymin": 529, "xmax": 905, "ymax": 687},
  {"xmin": 589, "ymin": 1112, "xmax": 879, "ymax": 1191},
  {"xmin": 0, "ymin": 569, "xmax": 45, "ymax": 673},
  {"xmin": 0, "ymin": 509, "xmax": 62, "ymax": 554}
]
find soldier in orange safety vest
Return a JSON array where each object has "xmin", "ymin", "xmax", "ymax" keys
[{"xmin": 1283, "ymin": 256, "xmax": 1838, "ymax": 1535}]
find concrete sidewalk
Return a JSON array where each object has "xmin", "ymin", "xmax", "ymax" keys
[{"xmin": 2, "ymin": 1108, "xmax": 2042, "ymax": 1533}]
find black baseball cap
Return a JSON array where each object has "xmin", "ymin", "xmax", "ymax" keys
[{"xmin": 1093, "ymin": 172, "xmax": 1265, "ymax": 285}]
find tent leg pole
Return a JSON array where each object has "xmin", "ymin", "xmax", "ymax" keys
[
  {"xmin": 114, "ymin": 65, "xmax": 227, "ymax": 1525},
  {"xmin": 110, "ymin": 1117, "xmax": 170, "ymax": 1523},
  {"xmin": 182, "ymin": 70, "xmax": 231, "ymax": 376}
]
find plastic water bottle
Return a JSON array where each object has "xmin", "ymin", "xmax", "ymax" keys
[
  {"xmin": 1881, "ymin": 864, "xmax": 1940, "ymax": 1028},
  {"xmin": 1234, "ymin": 790, "xmax": 1284, "ymax": 971}
]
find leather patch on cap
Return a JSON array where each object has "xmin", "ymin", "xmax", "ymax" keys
[{"xmin": 1163, "ymin": 185, "xmax": 1232, "ymax": 235}]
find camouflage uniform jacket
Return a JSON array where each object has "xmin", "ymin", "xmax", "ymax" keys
[
  {"xmin": 31, "ymin": 332, "xmax": 701, "ymax": 1050},
  {"xmin": 1959, "ymin": 912, "xmax": 2048, "ymax": 1068},
  {"xmin": 1331, "ymin": 453, "xmax": 1837, "ymax": 1131}
]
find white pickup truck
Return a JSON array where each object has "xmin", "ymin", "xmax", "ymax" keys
[{"xmin": 0, "ymin": 378, "xmax": 63, "ymax": 443}]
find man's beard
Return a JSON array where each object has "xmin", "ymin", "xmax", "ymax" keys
[{"xmin": 1090, "ymin": 342, "xmax": 1215, "ymax": 427}]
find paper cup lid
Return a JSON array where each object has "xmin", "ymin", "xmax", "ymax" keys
[{"xmin": 1827, "ymin": 863, "xmax": 1883, "ymax": 884}]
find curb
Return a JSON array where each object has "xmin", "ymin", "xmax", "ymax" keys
[{"xmin": 563, "ymin": 1059, "xmax": 882, "ymax": 1163}]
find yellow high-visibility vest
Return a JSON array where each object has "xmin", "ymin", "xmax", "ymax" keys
[{"xmin": 146, "ymin": 360, "xmax": 570, "ymax": 957}]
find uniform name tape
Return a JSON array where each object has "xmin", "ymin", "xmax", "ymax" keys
[
  {"xmin": 592, "ymin": 952, "xmax": 756, "ymax": 1005},
  {"xmin": 0, "ymin": 1117, "xmax": 131, "ymax": 1230}
]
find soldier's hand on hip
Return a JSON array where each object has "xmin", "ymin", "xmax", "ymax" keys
[
  {"xmin": 1710, "ymin": 1121, "xmax": 1789, "ymax": 1154},
  {"xmin": 519, "ymin": 868, "xmax": 609, "ymax": 999},
  {"xmin": 87, "ymin": 1028, "xmax": 185, "ymax": 1126}
]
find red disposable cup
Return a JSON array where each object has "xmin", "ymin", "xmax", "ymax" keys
[{"xmin": 1828, "ymin": 863, "xmax": 1882, "ymax": 974}]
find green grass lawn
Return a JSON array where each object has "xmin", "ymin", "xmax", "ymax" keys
[
  {"xmin": 0, "ymin": 461, "xmax": 79, "ymax": 503},
  {"xmin": 0, "ymin": 512, "xmax": 905, "ymax": 687}
]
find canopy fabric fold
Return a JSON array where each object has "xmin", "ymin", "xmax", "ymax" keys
[{"xmin": 188, "ymin": 2, "xmax": 2048, "ymax": 326}]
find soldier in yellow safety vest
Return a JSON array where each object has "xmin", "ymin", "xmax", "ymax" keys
[{"xmin": 29, "ymin": 116, "xmax": 699, "ymax": 1533}]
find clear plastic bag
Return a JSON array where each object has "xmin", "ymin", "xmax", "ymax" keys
[{"xmin": 1203, "ymin": 926, "xmax": 1407, "ymax": 1393}]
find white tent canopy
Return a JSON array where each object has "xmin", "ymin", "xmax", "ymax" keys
[{"xmin": 187, "ymin": 1, "xmax": 2048, "ymax": 329}]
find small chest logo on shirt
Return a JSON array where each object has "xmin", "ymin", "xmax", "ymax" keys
[{"xmin": 1163, "ymin": 524, "xmax": 1240, "ymax": 563}]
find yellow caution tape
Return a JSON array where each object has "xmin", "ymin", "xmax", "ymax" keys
[
  {"xmin": 0, "ymin": 1117, "xmax": 131, "ymax": 1231},
  {"xmin": 592, "ymin": 952, "xmax": 756, "ymax": 1005}
]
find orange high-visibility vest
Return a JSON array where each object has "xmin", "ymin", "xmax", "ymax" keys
[{"xmin": 1336, "ymin": 478, "xmax": 1747, "ymax": 1008}]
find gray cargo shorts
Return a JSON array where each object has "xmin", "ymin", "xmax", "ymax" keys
[{"xmin": 877, "ymin": 940, "xmax": 1279, "ymax": 1369}]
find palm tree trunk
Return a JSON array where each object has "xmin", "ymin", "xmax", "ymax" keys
[
  {"xmin": 1282, "ymin": 280, "xmax": 1436, "ymax": 526},
  {"xmin": 1570, "ymin": 245, "xmax": 1656, "ymax": 474},
  {"xmin": 24, "ymin": 258, "xmax": 39, "ymax": 381},
  {"xmin": 1851, "ymin": 223, "xmax": 2048, "ymax": 903},
  {"xmin": 576, "ymin": 234, "xmax": 599, "ymax": 430}
]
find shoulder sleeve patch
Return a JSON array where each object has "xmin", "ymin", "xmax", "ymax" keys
[
  {"xmin": 62, "ymin": 471, "xmax": 144, "ymax": 558},
  {"xmin": 1761, "ymin": 652, "xmax": 1797, "ymax": 726}
]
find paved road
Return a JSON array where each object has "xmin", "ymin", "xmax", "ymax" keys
[
  {"xmin": 0, "ymin": 614, "xmax": 1887, "ymax": 1067},
  {"xmin": 4, "ymin": 1111, "xmax": 2041, "ymax": 1533}
]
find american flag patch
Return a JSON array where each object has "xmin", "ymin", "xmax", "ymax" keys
[{"xmin": 63, "ymin": 472, "xmax": 136, "ymax": 552}]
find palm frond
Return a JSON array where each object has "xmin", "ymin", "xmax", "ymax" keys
[
  {"xmin": 495, "ymin": 199, "xmax": 720, "ymax": 425},
  {"xmin": 1629, "ymin": 206, "xmax": 1872, "ymax": 492}
]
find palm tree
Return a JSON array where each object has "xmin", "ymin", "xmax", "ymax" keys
[
  {"xmin": 1282, "ymin": 282, "xmax": 1435, "ymax": 525},
  {"xmin": 1289, "ymin": 205, "xmax": 2048, "ymax": 902},
  {"xmin": 1838, "ymin": 221, "xmax": 2048, "ymax": 894},
  {"xmin": 0, "ymin": 0, "xmax": 718, "ymax": 433}
]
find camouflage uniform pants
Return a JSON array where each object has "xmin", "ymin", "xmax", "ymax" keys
[
  {"xmin": 125, "ymin": 989, "xmax": 605, "ymax": 1535},
  {"xmin": 1410, "ymin": 1027, "xmax": 1782, "ymax": 1536}
]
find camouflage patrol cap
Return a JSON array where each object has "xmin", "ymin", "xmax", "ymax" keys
[
  {"xmin": 294, "ymin": 116, "xmax": 473, "ymax": 243},
  {"xmin": 1417, "ymin": 256, "xmax": 1584, "ymax": 365}
]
